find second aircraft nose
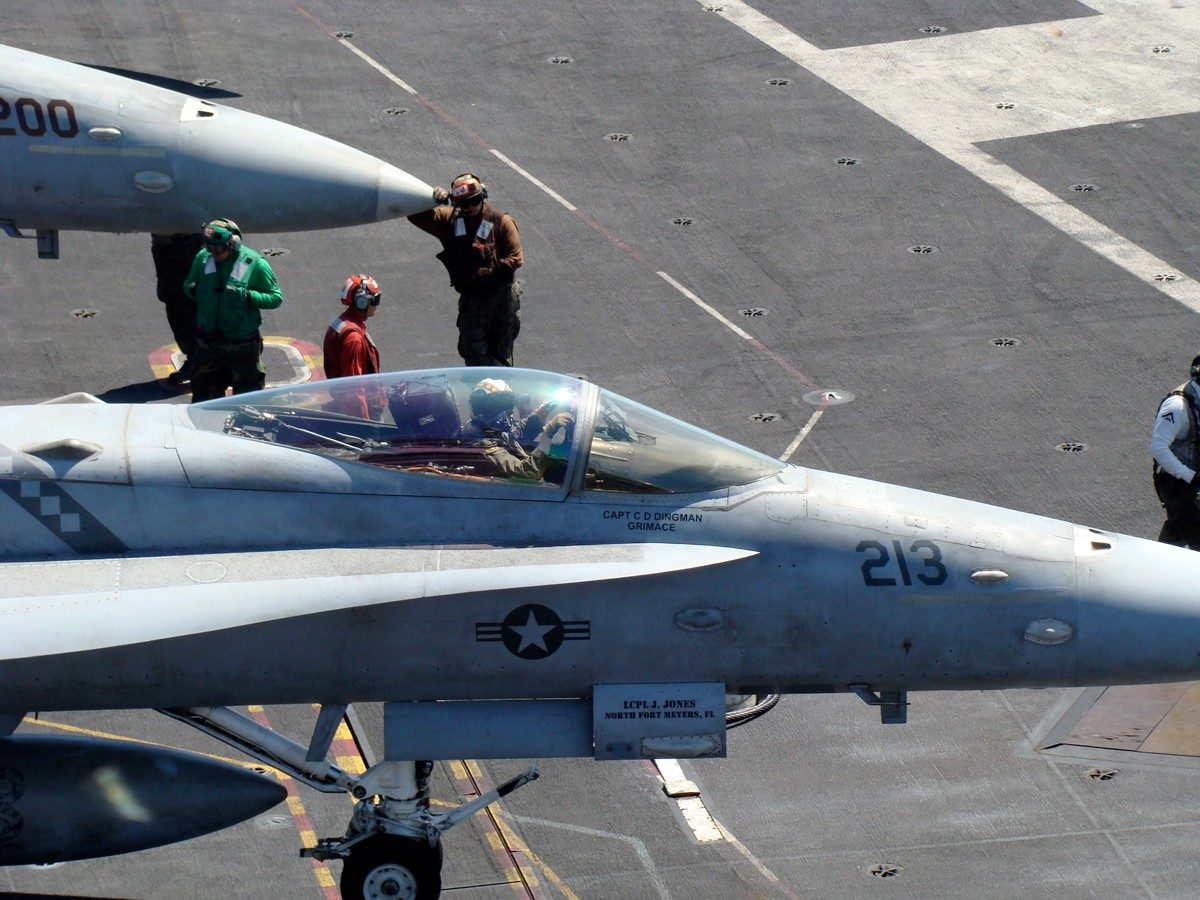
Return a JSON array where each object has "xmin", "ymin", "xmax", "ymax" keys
[
  {"xmin": 376, "ymin": 162, "xmax": 437, "ymax": 221},
  {"xmin": 176, "ymin": 105, "xmax": 434, "ymax": 232}
]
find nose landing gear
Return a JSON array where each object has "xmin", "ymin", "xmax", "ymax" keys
[
  {"xmin": 305, "ymin": 765, "xmax": 539, "ymax": 900},
  {"xmin": 160, "ymin": 706, "xmax": 539, "ymax": 900}
]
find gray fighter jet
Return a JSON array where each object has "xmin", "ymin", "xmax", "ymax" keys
[
  {"xmin": 0, "ymin": 44, "xmax": 435, "ymax": 258},
  {"xmin": 1, "ymin": 367, "xmax": 1197, "ymax": 899}
]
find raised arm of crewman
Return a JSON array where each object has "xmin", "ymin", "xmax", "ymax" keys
[{"xmin": 407, "ymin": 207, "xmax": 523, "ymax": 281}]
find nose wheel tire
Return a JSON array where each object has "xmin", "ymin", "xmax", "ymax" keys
[{"xmin": 340, "ymin": 835, "xmax": 442, "ymax": 900}]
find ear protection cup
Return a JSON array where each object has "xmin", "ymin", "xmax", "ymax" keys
[
  {"xmin": 340, "ymin": 274, "xmax": 382, "ymax": 311},
  {"xmin": 216, "ymin": 218, "xmax": 241, "ymax": 249},
  {"xmin": 204, "ymin": 217, "xmax": 242, "ymax": 249}
]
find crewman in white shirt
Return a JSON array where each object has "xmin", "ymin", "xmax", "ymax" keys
[{"xmin": 1151, "ymin": 354, "xmax": 1200, "ymax": 548}]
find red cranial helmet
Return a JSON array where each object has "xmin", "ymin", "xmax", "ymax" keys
[{"xmin": 340, "ymin": 274, "xmax": 382, "ymax": 311}]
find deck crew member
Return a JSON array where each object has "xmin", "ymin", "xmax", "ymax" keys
[
  {"xmin": 152, "ymin": 232, "xmax": 204, "ymax": 386},
  {"xmin": 324, "ymin": 274, "xmax": 384, "ymax": 419},
  {"xmin": 183, "ymin": 218, "xmax": 284, "ymax": 403},
  {"xmin": 1151, "ymin": 354, "xmax": 1200, "ymax": 548},
  {"xmin": 408, "ymin": 174, "xmax": 523, "ymax": 366}
]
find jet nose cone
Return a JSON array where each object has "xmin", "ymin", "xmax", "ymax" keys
[
  {"xmin": 1078, "ymin": 533, "xmax": 1200, "ymax": 683},
  {"xmin": 376, "ymin": 163, "xmax": 436, "ymax": 221}
]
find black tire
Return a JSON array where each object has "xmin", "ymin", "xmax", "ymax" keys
[{"xmin": 339, "ymin": 835, "xmax": 442, "ymax": 900}]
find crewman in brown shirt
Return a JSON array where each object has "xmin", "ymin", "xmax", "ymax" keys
[{"xmin": 408, "ymin": 173, "xmax": 524, "ymax": 366}]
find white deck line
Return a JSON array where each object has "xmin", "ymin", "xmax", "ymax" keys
[
  {"xmin": 657, "ymin": 271, "xmax": 754, "ymax": 340},
  {"xmin": 489, "ymin": 148, "xmax": 578, "ymax": 211},
  {"xmin": 337, "ymin": 39, "xmax": 418, "ymax": 95},
  {"xmin": 706, "ymin": 0, "xmax": 1200, "ymax": 314}
]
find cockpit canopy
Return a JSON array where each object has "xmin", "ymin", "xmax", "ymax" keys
[{"xmin": 186, "ymin": 368, "xmax": 784, "ymax": 494}]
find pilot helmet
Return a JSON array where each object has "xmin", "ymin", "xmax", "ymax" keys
[
  {"xmin": 201, "ymin": 218, "xmax": 242, "ymax": 250},
  {"xmin": 470, "ymin": 377, "xmax": 516, "ymax": 424}
]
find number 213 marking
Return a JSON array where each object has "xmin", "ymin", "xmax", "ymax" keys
[{"xmin": 857, "ymin": 539, "xmax": 948, "ymax": 587}]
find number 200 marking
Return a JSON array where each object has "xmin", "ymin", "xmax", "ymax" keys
[
  {"xmin": 0, "ymin": 97, "xmax": 78, "ymax": 138},
  {"xmin": 857, "ymin": 539, "xmax": 948, "ymax": 587}
]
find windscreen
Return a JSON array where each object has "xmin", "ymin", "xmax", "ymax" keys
[
  {"xmin": 185, "ymin": 369, "xmax": 582, "ymax": 487},
  {"xmin": 584, "ymin": 390, "xmax": 785, "ymax": 493}
]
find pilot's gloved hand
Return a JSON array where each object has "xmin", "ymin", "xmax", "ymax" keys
[
  {"xmin": 536, "ymin": 413, "xmax": 575, "ymax": 455},
  {"xmin": 433, "ymin": 187, "xmax": 450, "ymax": 204}
]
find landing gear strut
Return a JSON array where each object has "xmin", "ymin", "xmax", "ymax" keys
[
  {"xmin": 161, "ymin": 706, "xmax": 538, "ymax": 900},
  {"xmin": 305, "ymin": 762, "xmax": 538, "ymax": 900}
]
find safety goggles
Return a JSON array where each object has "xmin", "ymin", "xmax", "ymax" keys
[{"xmin": 204, "ymin": 241, "xmax": 230, "ymax": 253}]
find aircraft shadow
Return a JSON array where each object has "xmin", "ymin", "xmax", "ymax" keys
[
  {"xmin": 79, "ymin": 64, "xmax": 242, "ymax": 100},
  {"xmin": 94, "ymin": 379, "xmax": 182, "ymax": 404}
]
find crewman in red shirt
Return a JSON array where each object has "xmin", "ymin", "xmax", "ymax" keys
[{"xmin": 324, "ymin": 274, "xmax": 383, "ymax": 419}]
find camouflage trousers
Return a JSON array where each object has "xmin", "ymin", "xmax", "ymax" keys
[
  {"xmin": 456, "ymin": 281, "xmax": 521, "ymax": 367},
  {"xmin": 189, "ymin": 332, "xmax": 265, "ymax": 402}
]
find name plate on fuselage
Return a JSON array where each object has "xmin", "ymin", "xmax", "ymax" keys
[{"xmin": 593, "ymin": 682, "xmax": 726, "ymax": 760}]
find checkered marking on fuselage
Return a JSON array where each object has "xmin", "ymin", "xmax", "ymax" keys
[
  {"xmin": 0, "ymin": 471, "xmax": 127, "ymax": 553},
  {"xmin": 19, "ymin": 480, "xmax": 82, "ymax": 533}
]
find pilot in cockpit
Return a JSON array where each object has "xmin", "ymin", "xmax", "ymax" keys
[{"xmin": 462, "ymin": 378, "xmax": 574, "ymax": 482}]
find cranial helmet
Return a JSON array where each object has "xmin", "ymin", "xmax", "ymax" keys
[
  {"xmin": 340, "ymin": 274, "xmax": 382, "ymax": 311},
  {"xmin": 201, "ymin": 218, "xmax": 241, "ymax": 249},
  {"xmin": 449, "ymin": 173, "xmax": 487, "ymax": 206},
  {"xmin": 470, "ymin": 377, "xmax": 516, "ymax": 422}
]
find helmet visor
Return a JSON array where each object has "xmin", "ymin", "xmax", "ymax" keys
[{"xmin": 450, "ymin": 182, "xmax": 482, "ymax": 205}]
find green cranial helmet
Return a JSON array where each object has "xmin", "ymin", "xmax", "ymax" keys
[{"xmin": 201, "ymin": 218, "xmax": 242, "ymax": 249}]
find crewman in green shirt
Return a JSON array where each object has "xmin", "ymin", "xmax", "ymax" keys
[{"xmin": 182, "ymin": 218, "xmax": 284, "ymax": 402}]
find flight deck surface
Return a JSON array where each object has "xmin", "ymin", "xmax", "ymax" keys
[{"xmin": 3, "ymin": 1, "xmax": 1200, "ymax": 897}]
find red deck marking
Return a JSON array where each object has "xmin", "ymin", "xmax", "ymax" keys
[
  {"xmin": 247, "ymin": 706, "xmax": 340, "ymax": 900},
  {"xmin": 148, "ymin": 337, "xmax": 326, "ymax": 388}
]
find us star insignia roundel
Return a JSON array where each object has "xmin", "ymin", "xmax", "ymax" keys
[{"xmin": 475, "ymin": 603, "xmax": 590, "ymax": 659}]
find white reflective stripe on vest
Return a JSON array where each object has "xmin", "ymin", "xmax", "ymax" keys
[{"xmin": 230, "ymin": 258, "xmax": 252, "ymax": 282}]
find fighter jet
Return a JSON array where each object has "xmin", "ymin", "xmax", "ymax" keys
[
  {"xmin": 0, "ymin": 44, "xmax": 435, "ymax": 258},
  {"xmin": 1, "ymin": 367, "xmax": 1197, "ymax": 898}
]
